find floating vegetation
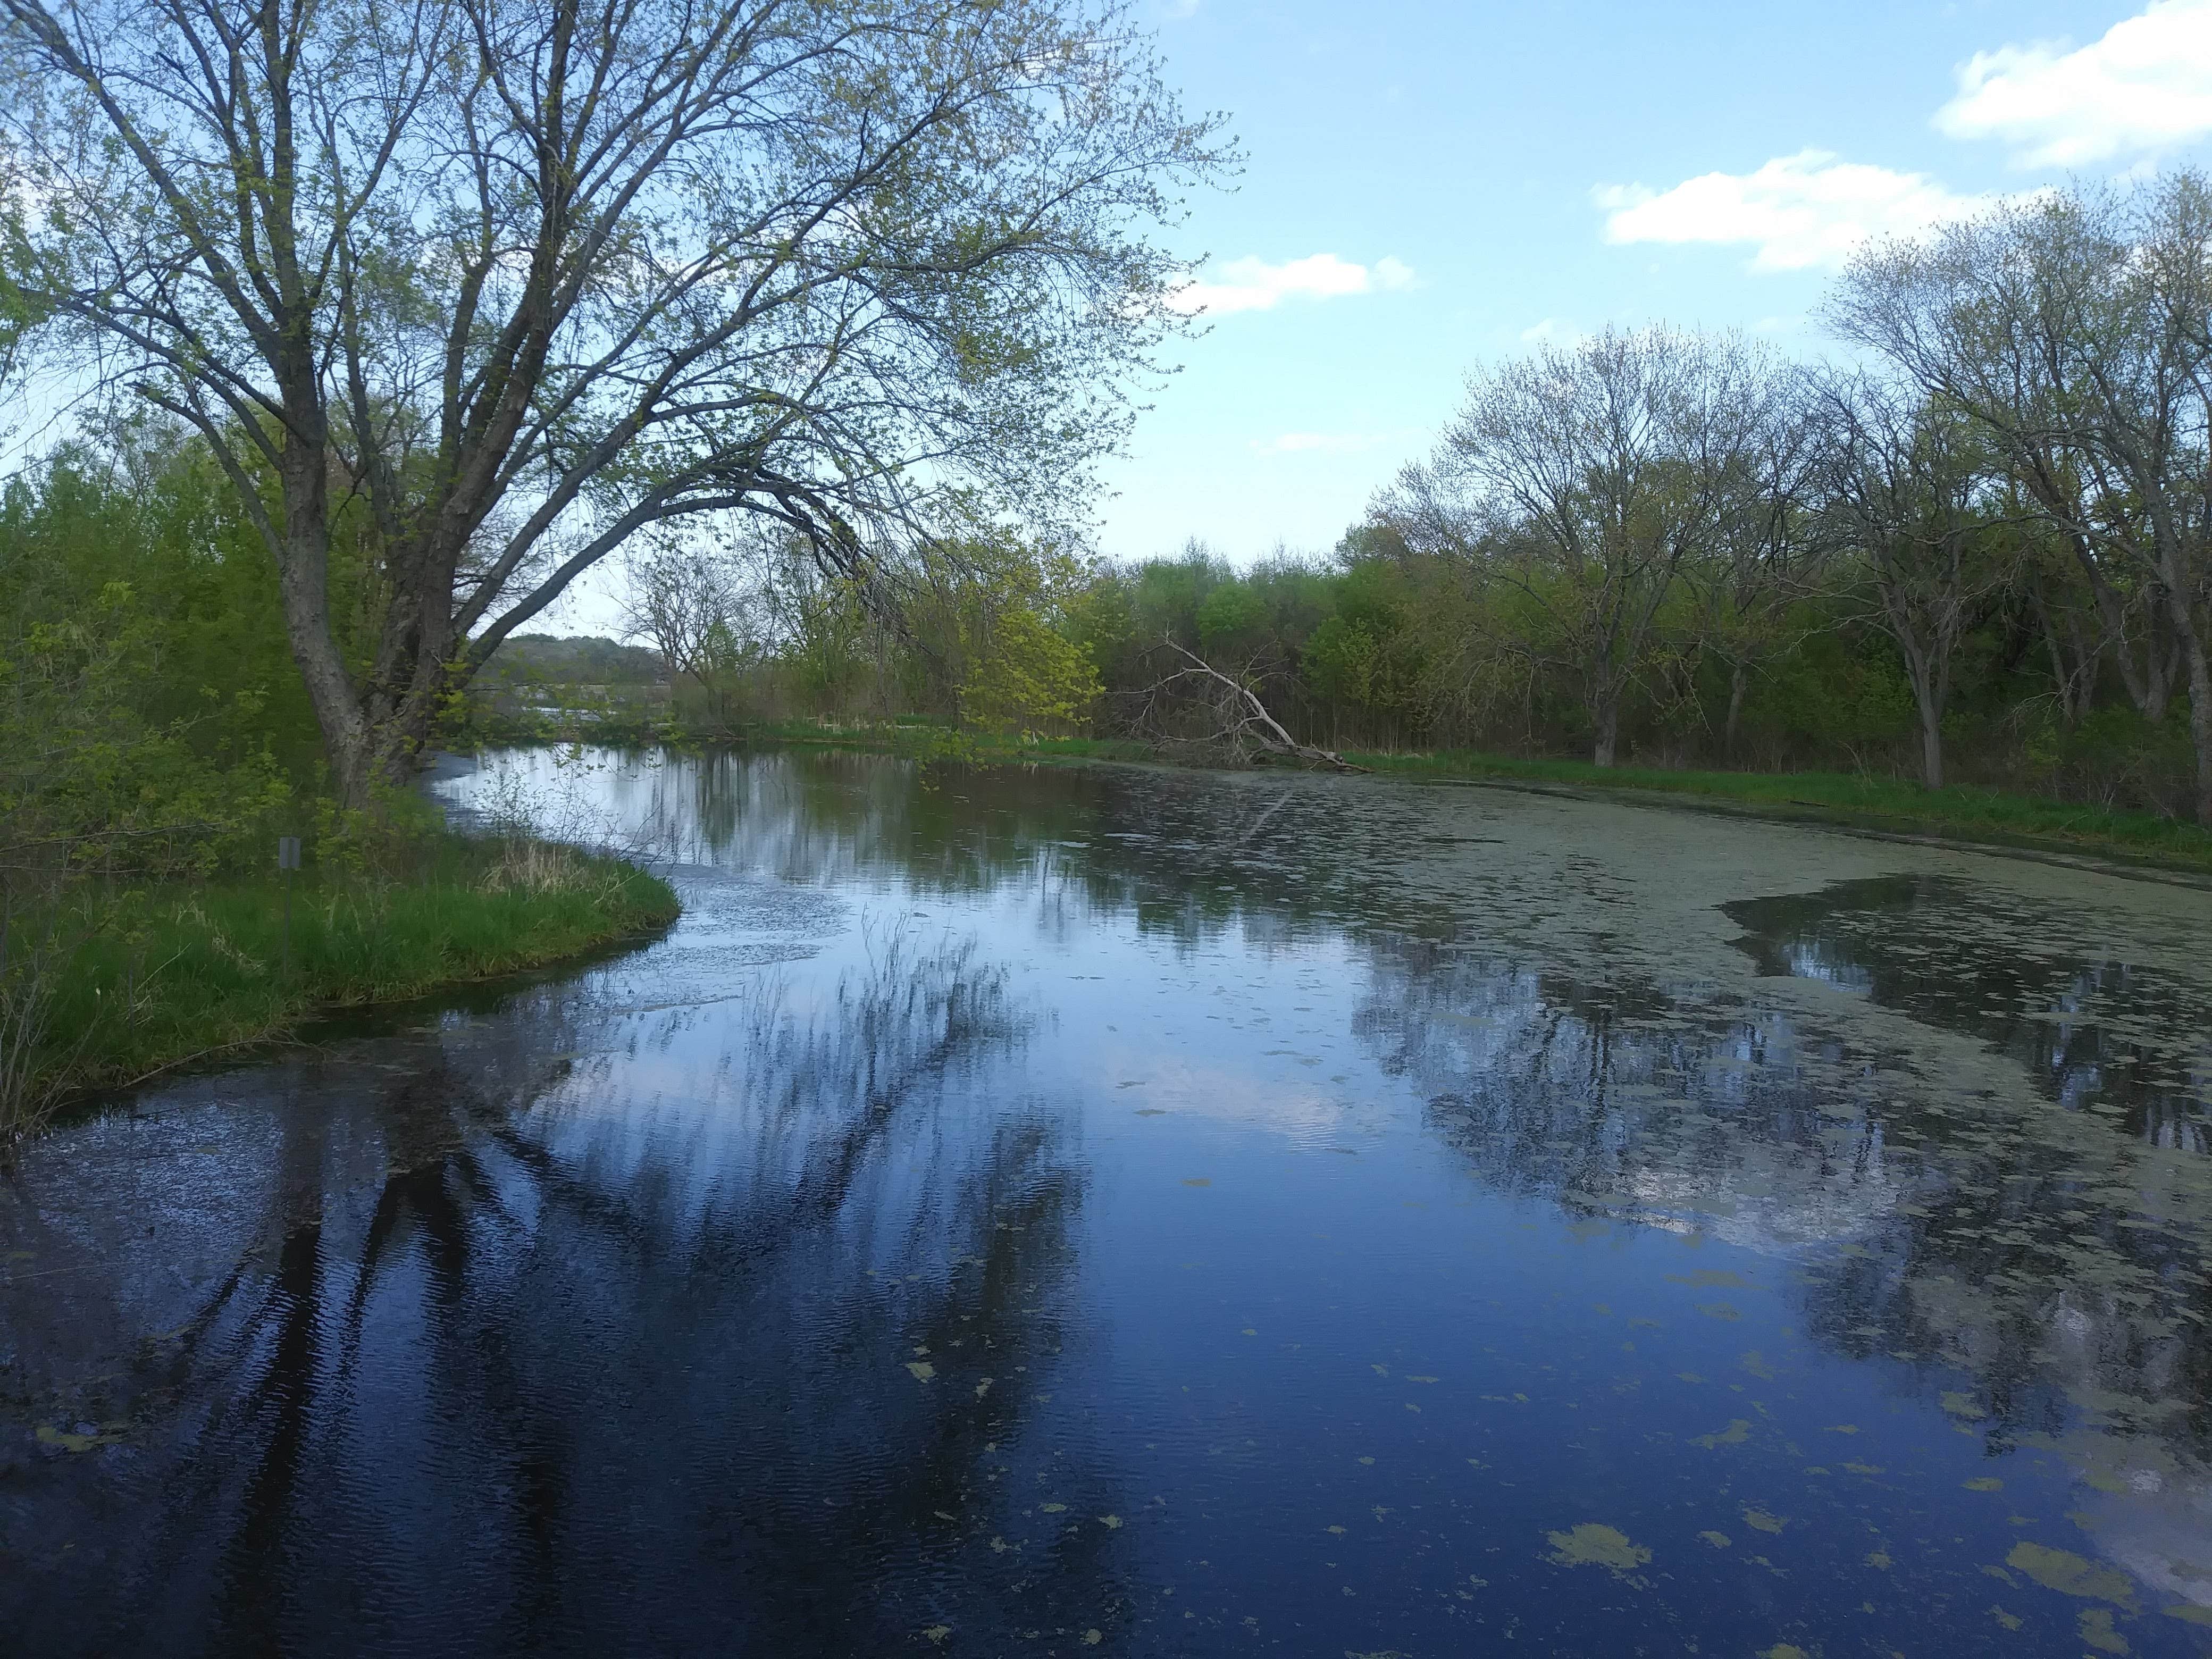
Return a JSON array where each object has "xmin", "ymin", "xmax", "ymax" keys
[{"xmin": 1544, "ymin": 1523, "xmax": 1652, "ymax": 1575}]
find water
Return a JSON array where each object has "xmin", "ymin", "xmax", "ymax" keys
[{"xmin": 5, "ymin": 749, "xmax": 2212, "ymax": 1657}]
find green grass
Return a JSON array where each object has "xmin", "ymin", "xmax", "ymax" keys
[
  {"xmin": 13, "ymin": 835, "xmax": 679, "ymax": 1112},
  {"xmin": 1346, "ymin": 748, "xmax": 2212, "ymax": 873}
]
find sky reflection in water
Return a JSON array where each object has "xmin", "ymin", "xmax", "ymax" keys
[{"xmin": 5, "ymin": 749, "xmax": 2212, "ymax": 1657}]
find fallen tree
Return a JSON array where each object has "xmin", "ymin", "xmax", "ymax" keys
[{"xmin": 1130, "ymin": 640, "xmax": 1368, "ymax": 772}]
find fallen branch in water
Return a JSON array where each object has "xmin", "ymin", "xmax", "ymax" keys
[{"xmin": 1132, "ymin": 640, "xmax": 1369, "ymax": 773}]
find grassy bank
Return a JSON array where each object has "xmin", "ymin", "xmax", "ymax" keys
[{"xmin": 7, "ymin": 834, "xmax": 678, "ymax": 1131}]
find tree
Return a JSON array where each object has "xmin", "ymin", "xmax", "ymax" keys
[
  {"xmin": 618, "ymin": 540, "xmax": 763, "ymax": 731},
  {"xmin": 1831, "ymin": 175, "xmax": 2212, "ymax": 825},
  {"xmin": 0, "ymin": 0, "xmax": 1226, "ymax": 803},
  {"xmin": 1385, "ymin": 327, "xmax": 1770, "ymax": 766},
  {"xmin": 1810, "ymin": 375, "xmax": 2012, "ymax": 790},
  {"xmin": 1693, "ymin": 370, "xmax": 1823, "ymax": 759}
]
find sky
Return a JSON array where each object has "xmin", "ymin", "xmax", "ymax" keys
[{"xmin": 1091, "ymin": 0, "xmax": 2212, "ymax": 567}]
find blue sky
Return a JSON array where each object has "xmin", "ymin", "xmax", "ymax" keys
[{"xmin": 1099, "ymin": 0, "xmax": 2212, "ymax": 565}]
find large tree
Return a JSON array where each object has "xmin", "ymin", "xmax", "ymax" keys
[
  {"xmin": 0, "ymin": 0, "xmax": 1223, "ymax": 801},
  {"xmin": 1831, "ymin": 175, "xmax": 2212, "ymax": 826},
  {"xmin": 1384, "ymin": 327, "xmax": 1771, "ymax": 767},
  {"xmin": 1809, "ymin": 373, "xmax": 2013, "ymax": 791}
]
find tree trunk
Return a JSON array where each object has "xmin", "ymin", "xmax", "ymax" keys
[
  {"xmin": 2173, "ymin": 609, "xmax": 2212, "ymax": 829},
  {"xmin": 276, "ymin": 456, "xmax": 379, "ymax": 810},
  {"xmin": 1918, "ymin": 702, "xmax": 1945, "ymax": 791},
  {"xmin": 1723, "ymin": 663, "xmax": 1749, "ymax": 760},
  {"xmin": 1592, "ymin": 694, "xmax": 1619, "ymax": 768}
]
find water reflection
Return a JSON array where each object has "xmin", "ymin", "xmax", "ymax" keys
[{"xmin": 6, "ymin": 748, "xmax": 2212, "ymax": 1655}]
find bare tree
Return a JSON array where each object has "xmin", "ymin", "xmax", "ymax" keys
[
  {"xmin": 1696, "ymin": 370, "xmax": 1824, "ymax": 760},
  {"xmin": 0, "ymin": 0, "xmax": 1227, "ymax": 803},
  {"xmin": 1811, "ymin": 374, "xmax": 2014, "ymax": 790},
  {"xmin": 1831, "ymin": 175, "xmax": 2212, "ymax": 824},
  {"xmin": 1385, "ymin": 328, "xmax": 1770, "ymax": 767},
  {"xmin": 618, "ymin": 541, "xmax": 764, "ymax": 731}
]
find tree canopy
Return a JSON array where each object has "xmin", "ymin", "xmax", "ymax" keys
[{"xmin": 0, "ymin": 0, "xmax": 1227, "ymax": 799}]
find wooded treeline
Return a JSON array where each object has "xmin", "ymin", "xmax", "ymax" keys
[{"xmin": 580, "ymin": 177, "xmax": 2212, "ymax": 823}]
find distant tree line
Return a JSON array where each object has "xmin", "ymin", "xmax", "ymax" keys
[{"xmin": 580, "ymin": 175, "xmax": 2211, "ymax": 825}]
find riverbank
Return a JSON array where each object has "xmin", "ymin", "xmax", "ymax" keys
[
  {"xmin": 701, "ymin": 723, "xmax": 2212, "ymax": 876},
  {"xmin": 6, "ymin": 834, "xmax": 678, "ymax": 1138}
]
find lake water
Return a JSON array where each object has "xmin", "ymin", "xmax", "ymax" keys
[{"xmin": 5, "ymin": 748, "xmax": 2212, "ymax": 1657}]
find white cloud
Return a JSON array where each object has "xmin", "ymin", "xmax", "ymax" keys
[
  {"xmin": 1248, "ymin": 432, "xmax": 1384, "ymax": 455},
  {"xmin": 1168, "ymin": 253, "xmax": 1416, "ymax": 316},
  {"xmin": 1519, "ymin": 317, "xmax": 1579, "ymax": 344},
  {"xmin": 1936, "ymin": 0, "xmax": 2212, "ymax": 166},
  {"xmin": 1593, "ymin": 150, "xmax": 1998, "ymax": 272}
]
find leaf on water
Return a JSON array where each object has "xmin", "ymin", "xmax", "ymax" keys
[
  {"xmin": 1697, "ymin": 1303, "xmax": 1741, "ymax": 1321},
  {"xmin": 975, "ymin": 1378, "xmax": 992, "ymax": 1400},
  {"xmin": 1544, "ymin": 1522, "xmax": 1652, "ymax": 1575},
  {"xmin": 2164, "ymin": 1605, "xmax": 2212, "ymax": 1626},
  {"xmin": 1941, "ymin": 1390, "xmax": 1987, "ymax": 1420},
  {"xmin": 923, "ymin": 1628, "xmax": 951, "ymax": 1644},
  {"xmin": 1099, "ymin": 1515, "xmax": 1122, "ymax": 1529},
  {"xmin": 1693, "ymin": 1419, "xmax": 1752, "ymax": 1449},
  {"xmin": 2079, "ymin": 1608, "xmax": 2130, "ymax": 1654},
  {"xmin": 1989, "ymin": 1606, "xmax": 2023, "ymax": 1631},
  {"xmin": 1742, "ymin": 1506, "xmax": 1785, "ymax": 1534},
  {"xmin": 1080, "ymin": 1630, "xmax": 1102, "ymax": 1645},
  {"xmin": 1041, "ymin": 1503, "xmax": 1067, "ymax": 1514},
  {"xmin": 1699, "ymin": 1531, "xmax": 1731, "ymax": 1548},
  {"xmin": 2005, "ymin": 1543, "xmax": 2136, "ymax": 1608},
  {"xmin": 906, "ymin": 1362, "xmax": 936, "ymax": 1384},
  {"xmin": 1866, "ymin": 1550, "xmax": 1893, "ymax": 1569},
  {"xmin": 1964, "ymin": 1477, "xmax": 2003, "ymax": 1492}
]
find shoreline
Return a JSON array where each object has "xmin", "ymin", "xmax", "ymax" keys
[
  {"xmin": 11, "ymin": 834, "xmax": 680, "ymax": 1139},
  {"xmin": 575, "ymin": 723, "xmax": 2212, "ymax": 879}
]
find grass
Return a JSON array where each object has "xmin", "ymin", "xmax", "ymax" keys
[{"xmin": 6, "ymin": 833, "xmax": 678, "ymax": 1131}]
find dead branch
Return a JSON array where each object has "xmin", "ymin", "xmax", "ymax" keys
[{"xmin": 1130, "ymin": 639, "xmax": 1368, "ymax": 773}]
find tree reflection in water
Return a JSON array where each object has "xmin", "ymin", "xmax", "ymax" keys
[
  {"xmin": 1, "ymin": 929, "xmax": 1112, "ymax": 1657},
  {"xmin": 1356, "ymin": 914, "xmax": 2212, "ymax": 1603},
  {"xmin": 12, "ymin": 749, "xmax": 2212, "ymax": 1654}
]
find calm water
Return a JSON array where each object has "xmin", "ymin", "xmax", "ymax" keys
[{"xmin": 6, "ymin": 750, "xmax": 2212, "ymax": 1658}]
